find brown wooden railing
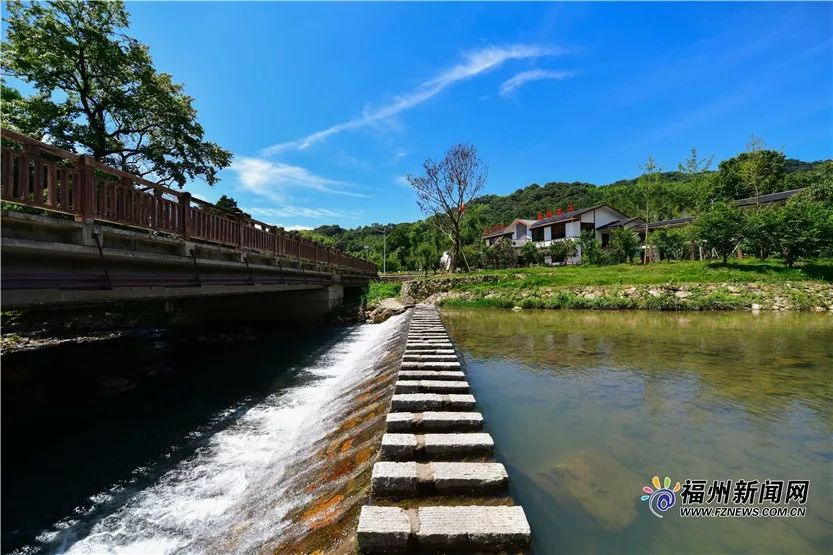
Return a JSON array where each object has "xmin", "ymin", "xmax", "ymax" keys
[{"xmin": 0, "ymin": 129, "xmax": 376, "ymax": 276}]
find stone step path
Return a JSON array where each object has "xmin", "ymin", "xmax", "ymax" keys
[
  {"xmin": 395, "ymin": 380, "xmax": 469, "ymax": 394},
  {"xmin": 386, "ymin": 411, "xmax": 483, "ymax": 432},
  {"xmin": 358, "ymin": 305, "xmax": 530, "ymax": 552}
]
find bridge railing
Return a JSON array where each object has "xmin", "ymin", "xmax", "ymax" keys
[{"xmin": 1, "ymin": 129, "xmax": 377, "ymax": 276}]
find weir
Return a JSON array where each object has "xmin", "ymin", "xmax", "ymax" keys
[{"xmin": 357, "ymin": 305, "xmax": 531, "ymax": 552}]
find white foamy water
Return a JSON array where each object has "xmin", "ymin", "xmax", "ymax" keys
[{"xmin": 54, "ymin": 315, "xmax": 405, "ymax": 554}]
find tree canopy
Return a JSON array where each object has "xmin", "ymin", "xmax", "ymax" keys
[{"xmin": 1, "ymin": 0, "xmax": 231, "ymax": 187}]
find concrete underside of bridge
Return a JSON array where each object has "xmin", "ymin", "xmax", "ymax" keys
[{"xmin": 1, "ymin": 211, "xmax": 369, "ymax": 324}]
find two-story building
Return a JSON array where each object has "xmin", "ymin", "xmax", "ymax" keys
[
  {"xmin": 528, "ymin": 204, "xmax": 631, "ymax": 263},
  {"xmin": 481, "ymin": 219, "xmax": 536, "ymax": 248}
]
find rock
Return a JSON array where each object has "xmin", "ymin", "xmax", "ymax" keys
[
  {"xmin": 368, "ymin": 297, "xmax": 407, "ymax": 324},
  {"xmin": 814, "ymin": 306, "xmax": 826, "ymax": 313},
  {"xmin": 674, "ymin": 291, "xmax": 691, "ymax": 299},
  {"xmin": 512, "ymin": 306, "xmax": 523, "ymax": 311},
  {"xmin": 751, "ymin": 303, "xmax": 762, "ymax": 311},
  {"xmin": 648, "ymin": 289, "xmax": 661, "ymax": 298},
  {"xmin": 534, "ymin": 451, "xmax": 640, "ymax": 532}
]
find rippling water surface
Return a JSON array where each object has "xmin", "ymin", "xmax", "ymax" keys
[
  {"xmin": 3, "ymin": 316, "xmax": 405, "ymax": 554},
  {"xmin": 442, "ymin": 309, "xmax": 832, "ymax": 555}
]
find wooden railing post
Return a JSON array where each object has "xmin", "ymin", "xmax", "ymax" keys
[
  {"xmin": 152, "ymin": 188, "xmax": 162, "ymax": 230},
  {"xmin": 76, "ymin": 155, "xmax": 95, "ymax": 223},
  {"xmin": 238, "ymin": 217, "xmax": 246, "ymax": 250},
  {"xmin": 179, "ymin": 192, "xmax": 191, "ymax": 240}
]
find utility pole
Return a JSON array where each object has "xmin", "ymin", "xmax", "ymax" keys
[{"xmin": 375, "ymin": 226, "xmax": 388, "ymax": 274}]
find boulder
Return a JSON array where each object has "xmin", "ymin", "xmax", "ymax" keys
[{"xmin": 368, "ymin": 298, "xmax": 407, "ymax": 323}]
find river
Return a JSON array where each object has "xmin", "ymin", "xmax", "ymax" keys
[
  {"xmin": 2, "ymin": 315, "xmax": 407, "ymax": 554},
  {"xmin": 442, "ymin": 309, "xmax": 832, "ymax": 554}
]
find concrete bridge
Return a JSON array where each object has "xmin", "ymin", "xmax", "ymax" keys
[{"xmin": 1, "ymin": 129, "xmax": 376, "ymax": 323}]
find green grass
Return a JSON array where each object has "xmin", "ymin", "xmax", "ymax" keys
[
  {"xmin": 441, "ymin": 259, "xmax": 832, "ymax": 293},
  {"xmin": 365, "ymin": 281, "xmax": 401, "ymax": 306}
]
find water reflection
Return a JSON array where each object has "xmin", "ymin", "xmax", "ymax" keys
[{"xmin": 442, "ymin": 309, "xmax": 833, "ymax": 554}]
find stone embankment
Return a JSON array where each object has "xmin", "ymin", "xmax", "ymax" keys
[
  {"xmin": 356, "ymin": 305, "xmax": 531, "ymax": 552},
  {"xmin": 402, "ymin": 277, "xmax": 833, "ymax": 311}
]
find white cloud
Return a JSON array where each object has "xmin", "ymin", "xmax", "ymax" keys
[
  {"xmin": 263, "ymin": 44, "xmax": 562, "ymax": 154},
  {"xmin": 229, "ymin": 157, "xmax": 368, "ymax": 201},
  {"xmin": 395, "ymin": 175, "xmax": 410, "ymax": 187},
  {"xmin": 499, "ymin": 69, "xmax": 574, "ymax": 97},
  {"xmin": 248, "ymin": 206, "xmax": 348, "ymax": 219}
]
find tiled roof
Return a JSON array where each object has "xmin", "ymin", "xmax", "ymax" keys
[
  {"xmin": 482, "ymin": 219, "xmax": 536, "ymax": 238},
  {"xmin": 735, "ymin": 188, "xmax": 804, "ymax": 207},
  {"xmin": 596, "ymin": 217, "xmax": 645, "ymax": 230},
  {"xmin": 529, "ymin": 205, "xmax": 606, "ymax": 229},
  {"xmin": 645, "ymin": 216, "xmax": 695, "ymax": 230}
]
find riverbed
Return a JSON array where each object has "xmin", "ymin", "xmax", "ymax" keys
[{"xmin": 442, "ymin": 309, "xmax": 832, "ymax": 554}]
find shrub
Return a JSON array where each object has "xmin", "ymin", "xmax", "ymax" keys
[
  {"xmin": 579, "ymin": 230, "xmax": 602, "ymax": 265},
  {"xmin": 609, "ymin": 227, "xmax": 640, "ymax": 263},
  {"xmin": 694, "ymin": 201, "xmax": 744, "ymax": 263},
  {"xmin": 653, "ymin": 228, "xmax": 690, "ymax": 261},
  {"xmin": 548, "ymin": 239, "xmax": 578, "ymax": 264},
  {"xmin": 520, "ymin": 241, "xmax": 543, "ymax": 266},
  {"xmin": 743, "ymin": 207, "xmax": 780, "ymax": 260}
]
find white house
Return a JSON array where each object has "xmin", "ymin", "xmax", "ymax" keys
[
  {"xmin": 481, "ymin": 218, "xmax": 536, "ymax": 248},
  {"xmin": 526, "ymin": 204, "xmax": 631, "ymax": 263}
]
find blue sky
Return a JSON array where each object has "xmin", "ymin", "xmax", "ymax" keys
[{"xmin": 10, "ymin": 2, "xmax": 833, "ymax": 229}]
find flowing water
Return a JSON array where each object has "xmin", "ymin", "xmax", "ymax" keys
[
  {"xmin": 2, "ymin": 314, "xmax": 408, "ymax": 554},
  {"xmin": 442, "ymin": 309, "xmax": 832, "ymax": 555}
]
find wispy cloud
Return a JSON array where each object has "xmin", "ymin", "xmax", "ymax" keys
[
  {"xmin": 229, "ymin": 157, "xmax": 368, "ymax": 202},
  {"xmin": 263, "ymin": 44, "xmax": 563, "ymax": 155},
  {"xmin": 499, "ymin": 69, "xmax": 574, "ymax": 97},
  {"xmin": 248, "ymin": 206, "xmax": 351, "ymax": 219}
]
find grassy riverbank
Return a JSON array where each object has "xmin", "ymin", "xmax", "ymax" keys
[{"xmin": 386, "ymin": 259, "xmax": 833, "ymax": 311}]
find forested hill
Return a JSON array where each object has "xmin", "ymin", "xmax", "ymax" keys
[{"xmin": 305, "ymin": 154, "xmax": 830, "ymax": 271}]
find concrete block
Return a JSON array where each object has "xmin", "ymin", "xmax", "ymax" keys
[
  {"xmin": 402, "ymin": 354, "xmax": 459, "ymax": 362},
  {"xmin": 424, "ymin": 433, "xmax": 494, "ymax": 457},
  {"xmin": 386, "ymin": 411, "xmax": 483, "ymax": 432},
  {"xmin": 395, "ymin": 380, "xmax": 469, "ymax": 394},
  {"xmin": 398, "ymin": 370, "xmax": 465, "ymax": 380},
  {"xmin": 415, "ymin": 506, "xmax": 531, "ymax": 550},
  {"xmin": 372, "ymin": 462, "xmax": 508, "ymax": 496},
  {"xmin": 391, "ymin": 393, "xmax": 476, "ymax": 411},
  {"xmin": 405, "ymin": 343, "xmax": 453, "ymax": 350},
  {"xmin": 380, "ymin": 433, "xmax": 418, "ymax": 458},
  {"xmin": 357, "ymin": 505, "xmax": 410, "ymax": 552},
  {"xmin": 401, "ymin": 361, "xmax": 461, "ymax": 370},
  {"xmin": 403, "ymin": 349, "xmax": 455, "ymax": 355}
]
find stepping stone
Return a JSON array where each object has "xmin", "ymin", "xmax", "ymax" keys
[
  {"xmin": 401, "ymin": 361, "xmax": 460, "ymax": 370},
  {"xmin": 357, "ymin": 505, "xmax": 530, "ymax": 552},
  {"xmin": 416, "ymin": 505, "xmax": 531, "ymax": 550},
  {"xmin": 406, "ymin": 344, "xmax": 453, "ymax": 350},
  {"xmin": 398, "ymin": 370, "xmax": 464, "ymax": 380},
  {"xmin": 380, "ymin": 433, "xmax": 494, "ymax": 459},
  {"xmin": 408, "ymin": 334, "xmax": 450, "ymax": 339},
  {"xmin": 371, "ymin": 461, "xmax": 508, "ymax": 495},
  {"xmin": 404, "ymin": 349, "xmax": 455, "ymax": 355},
  {"xmin": 386, "ymin": 411, "xmax": 483, "ymax": 432},
  {"xmin": 395, "ymin": 380, "xmax": 469, "ymax": 394},
  {"xmin": 357, "ymin": 505, "xmax": 410, "ymax": 551},
  {"xmin": 402, "ymin": 354, "xmax": 458, "ymax": 362},
  {"xmin": 391, "ymin": 393, "xmax": 476, "ymax": 411}
]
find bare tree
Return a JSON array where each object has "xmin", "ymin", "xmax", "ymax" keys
[{"xmin": 407, "ymin": 143, "xmax": 487, "ymax": 272}]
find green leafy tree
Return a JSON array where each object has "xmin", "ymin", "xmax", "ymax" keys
[
  {"xmin": 652, "ymin": 228, "xmax": 689, "ymax": 261},
  {"xmin": 635, "ymin": 156, "xmax": 667, "ymax": 262},
  {"xmin": 715, "ymin": 138, "xmax": 786, "ymax": 201},
  {"xmin": 520, "ymin": 240, "xmax": 543, "ymax": 266},
  {"xmin": 578, "ymin": 230, "xmax": 602, "ymax": 265},
  {"xmin": 677, "ymin": 148, "xmax": 715, "ymax": 213},
  {"xmin": 488, "ymin": 237, "xmax": 517, "ymax": 268},
  {"xmin": 693, "ymin": 201, "xmax": 744, "ymax": 263},
  {"xmin": 215, "ymin": 195, "xmax": 249, "ymax": 218},
  {"xmin": 548, "ymin": 239, "xmax": 578, "ymax": 264},
  {"xmin": 2, "ymin": 0, "xmax": 231, "ymax": 187},
  {"xmin": 776, "ymin": 199, "xmax": 830, "ymax": 267},
  {"xmin": 742, "ymin": 207, "xmax": 779, "ymax": 260},
  {"xmin": 608, "ymin": 227, "xmax": 640, "ymax": 263},
  {"xmin": 415, "ymin": 243, "xmax": 437, "ymax": 275}
]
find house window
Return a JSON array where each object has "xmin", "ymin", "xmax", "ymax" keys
[
  {"xmin": 552, "ymin": 222, "xmax": 566, "ymax": 239},
  {"xmin": 581, "ymin": 222, "xmax": 594, "ymax": 233},
  {"xmin": 532, "ymin": 227, "xmax": 544, "ymax": 242}
]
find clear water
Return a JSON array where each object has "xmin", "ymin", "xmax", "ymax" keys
[
  {"xmin": 442, "ymin": 309, "xmax": 833, "ymax": 555},
  {"xmin": 2, "ymin": 315, "xmax": 405, "ymax": 554}
]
